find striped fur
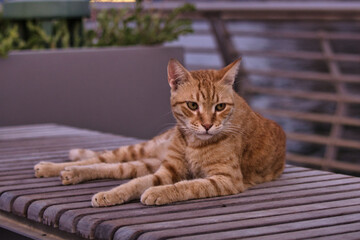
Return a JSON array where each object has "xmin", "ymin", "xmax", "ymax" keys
[{"xmin": 34, "ymin": 59, "xmax": 286, "ymax": 207}]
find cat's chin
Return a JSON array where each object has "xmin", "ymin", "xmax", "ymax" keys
[{"xmin": 195, "ymin": 133, "xmax": 214, "ymax": 140}]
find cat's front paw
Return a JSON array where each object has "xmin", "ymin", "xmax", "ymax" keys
[
  {"xmin": 34, "ymin": 161, "xmax": 61, "ymax": 178},
  {"xmin": 60, "ymin": 167, "xmax": 83, "ymax": 185},
  {"xmin": 91, "ymin": 191, "xmax": 127, "ymax": 207},
  {"xmin": 141, "ymin": 186, "xmax": 173, "ymax": 206}
]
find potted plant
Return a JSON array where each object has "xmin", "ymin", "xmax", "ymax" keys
[{"xmin": 0, "ymin": 1, "xmax": 195, "ymax": 139}]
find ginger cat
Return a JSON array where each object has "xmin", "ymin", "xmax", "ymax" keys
[{"xmin": 34, "ymin": 59, "xmax": 286, "ymax": 207}]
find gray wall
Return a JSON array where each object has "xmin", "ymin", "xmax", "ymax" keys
[{"xmin": 0, "ymin": 46, "xmax": 183, "ymax": 139}]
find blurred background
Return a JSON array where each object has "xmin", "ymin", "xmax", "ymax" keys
[{"xmin": 0, "ymin": 0, "xmax": 359, "ymax": 176}]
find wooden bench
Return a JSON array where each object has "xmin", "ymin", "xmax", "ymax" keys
[{"xmin": 1, "ymin": 124, "xmax": 360, "ymax": 240}]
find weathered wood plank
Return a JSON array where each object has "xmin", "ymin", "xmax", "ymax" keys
[
  {"xmin": 59, "ymin": 202, "xmax": 146, "ymax": 233},
  {"xmin": 0, "ymin": 180, "xmax": 61, "ymax": 195},
  {"xmin": 12, "ymin": 181, "xmax": 126, "ymax": 217},
  {"xmin": 118, "ymin": 205, "xmax": 360, "ymax": 240},
  {"xmin": 0, "ymin": 141, "xmax": 115, "ymax": 158},
  {"xmin": 280, "ymin": 166, "xmax": 310, "ymax": 173},
  {"xmin": 99, "ymin": 183, "xmax": 360, "ymax": 240},
  {"xmin": 0, "ymin": 155, "xmax": 68, "ymax": 163},
  {"xmin": 0, "ymin": 137, "xmax": 133, "ymax": 154},
  {"xmin": 274, "ymin": 169, "xmax": 329, "ymax": 180},
  {"xmin": 252, "ymin": 173, "xmax": 347, "ymax": 189},
  {"xmin": 0, "ymin": 180, "xmax": 125, "ymax": 212},
  {"xmin": 77, "ymin": 180, "xmax": 360, "ymax": 239},
  {"xmin": 0, "ymin": 164, "xmax": 48, "ymax": 172},
  {"xmin": 0, "ymin": 140, "xmax": 140, "ymax": 161},
  {"xmin": 0, "ymin": 177, "xmax": 59, "ymax": 187},
  {"xmin": 152, "ymin": 213, "xmax": 360, "ymax": 240},
  {"xmin": 0, "ymin": 173, "xmax": 36, "ymax": 181},
  {"xmin": 0, "ymin": 124, "xmax": 60, "ymax": 133},
  {"xmin": 243, "ymin": 221, "xmax": 360, "ymax": 240},
  {"xmin": 0, "ymin": 169, "xmax": 34, "ymax": 177},
  {"xmin": 30, "ymin": 199, "xmax": 92, "ymax": 223},
  {"xmin": 313, "ymin": 230, "xmax": 360, "ymax": 240},
  {"xmin": 0, "ymin": 127, "xmax": 99, "ymax": 140},
  {"xmin": 41, "ymin": 200, "xmax": 93, "ymax": 226}
]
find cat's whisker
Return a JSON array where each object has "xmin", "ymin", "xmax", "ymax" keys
[{"xmin": 159, "ymin": 110, "xmax": 175, "ymax": 118}]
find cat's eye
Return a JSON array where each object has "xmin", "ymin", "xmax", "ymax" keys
[
  {"xmin": 215, "ymin": 103, "xmax": 226, "ymax": 111},
  {"xmin": 187, "ymin": 102, "xmax": 198, "ymax": 111}
]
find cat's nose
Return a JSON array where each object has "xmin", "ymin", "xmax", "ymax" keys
[{"xmin": 202, "ymin": 123, "xmax": 213, "ymax": 131}]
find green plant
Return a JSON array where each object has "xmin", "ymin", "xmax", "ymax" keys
[
  {"xmin": 0, "ymin": 18, "xmax": 75, "ymax": 57},
  {"xmin": 0, "ymin": 14, "xmax": 24, "ymax": 57},
  {"xmin": 0, "ymin": 0, "xmax": 195, "ymax": 57},
  {"xmin": 87, "ymin": 0, "xmax": 195, "ymax": 47}
]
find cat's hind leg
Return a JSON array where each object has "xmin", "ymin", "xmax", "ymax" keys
[
  {"xmin": 34, "ymin": 157, "xmax": 102, "ymax": 178},
  {"xmin": 60, "ymin": 158, "xmax": 161, "ymax": 185},
  {"xmin": 35, "ymin": 135, "xmax": 166, "ymax": 178},
  {"xmin": 35, "ymin": 144, "xmax": 141, "ymax": 178},
  {"xmin": 69, "ymin": 149, "xmax": 101, "ymax": 161}
]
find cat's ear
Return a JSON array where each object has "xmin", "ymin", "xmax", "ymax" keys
[
  {"xmin": 167, "ymin": 59, "xmax": 191, "ymax": 90},
  {"xmin": 218, "ymin": 58, "xmax": 242, "ymax": 86}
]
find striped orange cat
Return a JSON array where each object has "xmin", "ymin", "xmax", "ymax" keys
[{"xmin": 34, "ymin": 59, "xmax": 286, "ymax": 207}]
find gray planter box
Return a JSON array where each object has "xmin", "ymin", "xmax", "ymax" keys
[{"xmin": 0, "ymin": 46, "xmax": 183, "ymax": 139}]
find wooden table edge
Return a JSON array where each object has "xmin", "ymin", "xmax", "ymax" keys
[{"xmin": 0, "ymin": 210, "xmax": 86, "ymax": 240}]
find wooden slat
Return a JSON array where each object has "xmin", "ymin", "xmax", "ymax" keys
[
  {"xmin": 0, "ymin": 169, "xmax": 34, "ymax": 177},
  {"xmin": 0, "ymin": 127, "xmax": 99, "ymax": 140},
  {"xmin": 0, "ymin": 211, "xmax": 85, "ymax": 240},
  {"xmin": 162, "ymin": 213, "xmax": 360, "ymax": 240},
  {"xmin": 287, "ymin": 153, "xmax": 360, "ymax": 173},
  {"xmin": 0, "ymin": 136, "xmax": 137, "ymax": 153},
  {"xmin": 0, "ymin": 123, "xmax": 59, "ymax": 133},
  {"xmin": 208, "ymin": 15, "xmax": 238, "ymax": 65},
  {"xmin": 270, "ymin": 169, "xmax": 328, "ymax": 180},
  {"xmin": 29, "ymin": 197, "xmax": 92, "ymax": 223},
  {"xmin": 0, "ymin": 173, "xmax": 36, "ymax": 181},
  {"xmin": 321, "ymin": 35, "xmax": 347, "ymax": 170},
  {"xmin": 243, "ymin": 221, "xmax": 360, "ymax": 240},
  {"xmin": 286, "ymin": 132, "xmax": 360, "ymax": 150},
  {"xmin": 244, "ymin": 85, "xmax": 360, "ymax": 104},
  {"xmin": 185, "ymin": 47, "xmax": 221, "ymax": 54},
  {"xmin": 314, "ymin": 231, "xmax": 360, "ymax": 240},
  {"xmin": 194, "ymin": 28, "xmax": 360, "ymax": 41},
  {"xmin": 244, "ymin": 68, "xmax": 360, "ymax": 84},
  {"xmin": 229, "ymin": 29, "xmax": 360, "ymax": 41},
  {"xmin": 0, "ymin": 180, "xmax": 61, "ymax": 195},
  {"xmin": 187, "ymin": 64, "xmax": 222, "ymax": 71},
  {"xmin": 281, "ymin": 166, "xmax": 309, "ymax": 173},
  {"xmin": 185, "ymin": 47, "xmax": 360, "ymax": 63},
  {"xmin": 239, "ymin": 49, "xmax": 360, "ymax": 62},
  {"xmin": 58, "ymin": 202, "xmax": 147, "ymax": 233},
  {"xmin": 0, "ymin": 179, "xmax": 125, "ymax": 212},
  {"xmin": 256, "ymin": 108, "xmax": 360, "ymax": 127}
]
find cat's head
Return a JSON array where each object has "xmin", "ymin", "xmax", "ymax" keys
[{"xmin": 167, "ymin": 59, "xmax": 241, "ymax": 140}]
